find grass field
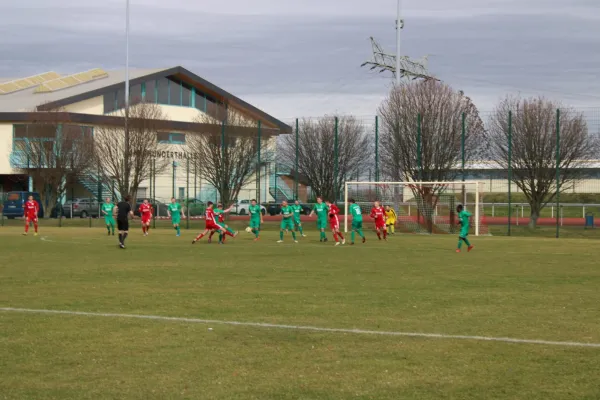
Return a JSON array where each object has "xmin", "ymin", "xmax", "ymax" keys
[{"xmin": 1, "ymin": 222, "xmax": 600, "ymax": 399}]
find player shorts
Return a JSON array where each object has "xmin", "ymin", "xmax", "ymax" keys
[
  {"xmin": 26, "ymin": 214, "xmax": 37, "ymax": 223},
  {"xmin": 375, "ymin": 221, "xmax": 386, "ymax": 229},
  {"xmin": 316, "ymin": 218, "xmax": 327, "ymax": 230},
  {"xmin": 352, "ymin": 220, "xmax": 363, "ymax": 230},
  {"xmin": 329, "ymin": 218, "xmax": 340, "ymax": 231},
  {"xmin": 205, "ymin": 221, "xmax": 220, "ymax": 231},
  {"xmin": 117, "ymin": 218, "xmax": 129, "ymax": 232},
  {"xmin": 171, "ymin": 216, "xmax": 181, "ymax": 225},
  {"xmin": 249, "ymin": 218, "xmax": 261, "ymax": 229},
  {"xmin": 141, "ymin": 217, "xmax": 151, "ymax": 224},
  {"xmin": 104, "ymin": 216, "xmax": 115, "ymax": 225},
  {"xmin": 293, "ymin": 218, "xmax": 302, "ymax": 226},
  {"xmin": 280, "ymin": 219, "xmax": 294, "ymax": 231},
  {"xmin": 460, "ymin": 228, "xmax": 469, "ymax": 238}
]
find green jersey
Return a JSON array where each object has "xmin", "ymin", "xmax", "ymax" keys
[
  {"xmin": 459, "ymin": 210, "xmax": 471, "ymax": 229},
  {"xmin": 349, "ymin": 203, "xmax": 362, "ymax": 222},
  {"xmin": 168, "ymin": 203, "xmax": 182, "ymax": 216},
  {"xmin": 101, "ymin": 203, "xmax": 114, "ymax": 217},
  {"xmin": 312, "ymin": 203, "xmax": 329, "ymax": 220},
  {"xmin": 291, "ymin": 204, "xmax": 303, "ymax": 221},
  {"xmin": 249, "ymin": 204, "xmax": 261, "ymax": 220},
  {"xmin": 281, "ymin": 205, "xmax": 293, "ymax": 219}
]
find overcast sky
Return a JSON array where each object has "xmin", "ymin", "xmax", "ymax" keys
[{"xmin": 1, "ymin": 0, "xmax": 599, "ymax": 121}]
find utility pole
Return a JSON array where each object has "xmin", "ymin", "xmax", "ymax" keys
[
  {"xmin": 395, "ymin": 0, "xmax": 402, "ymax": 86},
  {"xmin": 123, "ymin": 0, "xmax": 131, "ymax": 199}
]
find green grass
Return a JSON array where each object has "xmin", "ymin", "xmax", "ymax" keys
[{"xmin": 1, "ymin": 224, "xmax": 600, "ymax": 399}]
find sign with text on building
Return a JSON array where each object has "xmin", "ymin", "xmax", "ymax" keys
[{"xmin": 150, "ymin": 150, "xmax": 198, "ymax": 160}]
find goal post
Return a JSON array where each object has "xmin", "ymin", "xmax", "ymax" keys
[{"xmin": 343, "ymin": 181, "xmax": 487, "ymax": 236}]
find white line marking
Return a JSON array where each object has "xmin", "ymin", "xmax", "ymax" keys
[{"xmin": 1, "ymin": 307, "xmax": 599, "ymax": 348}]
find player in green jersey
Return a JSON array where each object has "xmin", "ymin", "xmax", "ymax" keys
[
  {"xmin": 456, "ymin": 204, "xmax": 474, "ymax": 253},
  {"xmin": 348, "ymin": 198, "xmax": 366, "ymax": 245},
  {"xmin": 277, "ymin": 200, "xmax": 298, "ymax": 243},
  {"xmin": 309, "ymin": 196, "xmax": 329, "ymax": 242},
  {"xmin": 291, "ymin": 200, "xmax": 307, "ymax": 237},
  {"xmin": 101, "ymin": 197, "xmax": 116, "ymax": 236},
  {"xmin": 248, "ymin": 199, "xmax": 263, "ymax": 240},
  {"xmin": 211, "ymin": 203, "xmax": 238, "ymax": 244},
  {"xmin": 167, "ymin": 197, "xmax": 186, "ymax": 237}
]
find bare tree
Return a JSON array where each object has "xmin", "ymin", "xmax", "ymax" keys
[
  {"xmin": 94, "ymin": 102, "xmax": 170, "ymax": 199},
  {"xmin": 378, "ymin": 80, "xmax": 485, "ymax": 230},
  {"xmin": 186, "ymin": 111, "xmax": 269, "ymax": 206},
  {"xmin": 14, "ymin": 110, "xmax": 95, "ymax": 215},
  {"xmin": 487, "ymin": 96, "xmax": 595, "ymax": 228},
  {"xmin": 279, "ymin": 116, "xmax": 372, "ymax": 202}
]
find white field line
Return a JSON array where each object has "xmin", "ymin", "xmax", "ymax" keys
[{"xmin": 1, "ymin": 307, "xmax": 599, "ymax": 349}]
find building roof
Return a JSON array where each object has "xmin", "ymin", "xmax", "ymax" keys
[{"xmin": 0, "ymin": 66, "xmax": 292, "ymax": 133}]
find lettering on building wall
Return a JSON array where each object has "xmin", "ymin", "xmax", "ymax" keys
[{"xmin": 150, "ymin": 151, "xmax": 198, "ymax": 160}]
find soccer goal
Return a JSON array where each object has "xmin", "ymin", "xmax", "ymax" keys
[{"xmin": 343, "ymin": 181, "xmax": 488, "ymax": 236}]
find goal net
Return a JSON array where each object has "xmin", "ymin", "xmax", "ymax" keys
[{"xmin": 343, "ymin": 181, "xmax": 488, "ymax": 236}]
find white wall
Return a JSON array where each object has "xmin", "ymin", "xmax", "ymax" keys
[
  {"xmin": 63, "ymin": 96, "xmax": 104, "ymax": 114},
  {"xmin": 0, "ymin": 123, "xmax": 13, "ymax": 174}
]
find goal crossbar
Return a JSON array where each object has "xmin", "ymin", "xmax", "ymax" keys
[{"xmin": 343, "ymin": 181, "xmax": 482, "ymax": 236}]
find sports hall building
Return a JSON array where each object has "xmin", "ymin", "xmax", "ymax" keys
[{"xmin": 0, "ymin": 66, "xmax": 293, "ymax": 207}]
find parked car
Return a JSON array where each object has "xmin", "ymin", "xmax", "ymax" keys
[
  {"xmin": 267, "ymin": 202, "xmax": 311, "ymax": 216},
  {"xmin": 62, "ymin": 198, "xmax": 100, "ymax": 218},
  {"xmin": 185, "ymin": 199, "xmax": 206, "ymax": 217},
  {"xmin": 2, "ymin": 191, "xmax": 45, "ymax": 219},
  {"xmin": 133, "ymin": 198, "xmax": 169, "ymax": 217},
  {"xmin": 234, "ymin": 199, "xmax": 266, "ymax": 215}
]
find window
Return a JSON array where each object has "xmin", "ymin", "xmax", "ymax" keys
[
  {"xmin": 116, "ymin": 88, "xmax": 126, "ymax": 110},
  {"xmin": 129, "ymin": 84, "xmax": 142, "ymax": 105},
  {"xmin": 157, "ymin": 132, "xmax": 186, "ymax": 144},
  {"xmin": 178, "ymin": 187, "xmax": 185, "ymax": 200},
  {"xmin": 181, "ymin": 83, "xmax": 192, "ymax": 107},
  {"xmin": 137, "ymin": 187, "xmax": 148, "ymax": 198},
  {"xmin": 157, "ymin": 78, "xmax": 169, "ymax": 104},
  {"xmin": 103, "ymin": 93, "xmax": 115, "ymax": 113},
  {"xmin": 195, "ymin": 91, "xmax": 206, "ymax": 111},
  {"xmin": 169, "ymin": 79, "xmax": 180, "ymax": 106}
]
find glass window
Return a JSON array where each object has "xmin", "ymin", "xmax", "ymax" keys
[
  {"xmin": 145, "ymin": 80, "xmax": 156, "ymax": 103},
  {"xmin": 13, "ymin": 125, "xmax": 27, "ymax": 138},
  {"xmin": 157, "ymin": 132, "xmax": 171, "ymax": 143},
  {"xmin": 103, "ymin": 93, "xmax": 115, "ymax": 113},
  {"xmin": 169, "ymin": 79, "xmax": 180, "ymax": 106},
  {"xmin": 195, "ymin": 91, "xmax": 206, "ymax": 111},
  {"xmin": 178, "ymin": 187, "xmax": 185, "ymax": 200},
  {"xmin": 157, "ymin": 78, "xmax": 169, "ymax": 104},
  {"xmin": 182, "ymin": 83, "xmax": 192, "ymax": 107},
  {"xmin": 129, "ymin": 84, "xmax": 142, "ymax": 105},
  {"xmin": 170, "ymin": 133, "xmax": 186, "ymax": 144},
  {"xmin": 116, "ymin": 88, "xmax": 126, "ymax": 110}
]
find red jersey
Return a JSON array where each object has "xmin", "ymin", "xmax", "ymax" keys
[
  {"xmin": 24, "ymin": 200, "xmax": 39, "ymax": 216},
  {"xmin": 328, "ymin": 204, "xmax": 340, "ymax": 219},
  {"xmin": 139, "ymin": 203, "xmax": 153, "ymax": 218},
  {"xmin": 205, "ymin": 208, "xmax": 216, "ymax": 222},
  {"xmin": 370, "ymin": 206, "xmax": 385, "ymax": 223}
]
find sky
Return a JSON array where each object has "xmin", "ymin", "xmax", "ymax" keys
[{"xmin": 1, "ymin": 0, "xmax": 599, "ymax": 121}]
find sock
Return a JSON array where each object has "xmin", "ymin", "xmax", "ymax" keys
[
  {"xmin": 376, "ymin": 231, "xmax": 381, "ymax": 239},
  {"xmin": 111, "ymin": 223, "xmax": 115, "ymax": 234},
  {"xmin": 146, "ymin": 225, "xmax": 150, "ymax": 232},
  {"xmin": 118, "ymin": 233, "xmax": 123, "ymax": 244},
  {"xmin": 320, "ymin": 231, "xmax": 325, "ymax": 240},
  {"xmin": 227, "ymin": 227, "xmax": 235, "ymax": 235},
  {"xmin": 25, "ymin": 223, "xmax": 29, "ymax": 233},
  {"xmin": 464, "ymin": 237, "xmax": 471, "ymax": 246},
  {"xmin": 123, "ymin": 232, "xmax": 128, "ymax": 244},
  {"xmin": 194, "ymin": 233, "xmax": 204, "ymax": 241},
  {"xmin": 391, "ymin": 225, "xmax": 395, "ymax": 234},
  {"xmin": 383, "ymin": 229, "xmax": 387, "ymax": 239},
  {"xmin": 225, "ymin": 230, "xmax": 234, "ymax": 237},
  {"xmin": 218, "ymin": 233, "xmax": 223, "ymax": 242},
  {"xmin": 333, "ymin": 233, "xmax": 338, "ymax": 242},
  {"xmin": 209, "ymin": 231, "xmax": 215, "ymax": 240},
  {"xmin": 254, "ymin": 228, "xmax": 259, "ymax": 238},
  {"xmin": 338, "ymin": 231, "xmax": 344, "ymax": 240},
  {"xmin": 107, "ymin": 225, "xmax": 111, "ymax": 233},
  {"xmin": 291, "ymin": 231, "xmax": 296, "ymax": 240},
  {"xmin": 457, "ymin": 238, "xmax": 463, "ymax": 249},
  {"xmin": 298, "ymin": 225, "xmax": 304, "ymax": 235},
  {"xmin": 142, "ymin": 226, "xmax": 146, "ymax": 234},
  {"xmin": 280, "ymin": 231, "xmax": 284, "ymax": 240},
  {"xmin": 351, "ymin": 231, "xmax": 355, "ymax": 242},
  {"xmin": 177, "ymin": 226, "xmax": 180, "ymax": 234},
  {"xmin": 358, "ymin": 229, "xmax": 365, "ymax": 238}
]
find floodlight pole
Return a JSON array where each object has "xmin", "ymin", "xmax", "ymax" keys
[
  {"xmin": 395, "ymin": 0, "xmax": 402, "ymax": 86},
  {"xmin": 124, "ymin": 0, "xmax": 131, "ymax": 199}
]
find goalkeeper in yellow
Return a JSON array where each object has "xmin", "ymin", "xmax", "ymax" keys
[{"xmin": 384, "ymin": 205, "xmax": 397, "ymax": 235}]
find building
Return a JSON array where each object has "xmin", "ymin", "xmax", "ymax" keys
[{"xmin": 0, "ymin": 66, "xmax": 294, "ymax": 209}]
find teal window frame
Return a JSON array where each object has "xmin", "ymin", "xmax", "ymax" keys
[{"xmin": 158, "ymin": 132, "xmax": 186, "ymax": 145}]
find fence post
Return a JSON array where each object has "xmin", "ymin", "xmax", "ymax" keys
[
  {"xmin": 152, "ymin": 158, "xmax": 156, "ymax": 229},
  {"xmin": 583, "ymin": 206, "xmax": 586, "ymax": 219},
  {"xmin": 375, "ymin": 115, "xmax": 379, "ymax": 183},
  {"xmin": 257, "ymin": 120, "xmax": 261, "ymax": 204},
  {"xmin": 417, "ymin": 113, "xmax": 422, "ymax": 181},
  {"xmin": 461, "ymin": 112, "xmax": 466, "ymax": 205},
  {"xmin": 295, "ymin": 118, "xmax": 299, "ymax": 200},
  {"xmin": 186, "ymin": 158, "xmax": 190, "ymax": 230},
  {"xmin": 334, "ymin": 116, "xmax": 339, "ymax": 202},
  {"xmin": 507, "ymin": 110, "xmax": 512, "ymax": 236},
  {"xmin": 555, "ymin": 108, "xmax": 560, "ymax": 238},
  {"xmin": 492, "ymin": 203, "xmax": 495, "ymax": 217},
  {"xmin": 172, "ymin": 161, "xmax": 176, "ymax": 199},
  {"xmin": 221, "ymin": 120, "xmax": 225, "ymax": 204},
  {"xmin": 274, "ymin": 161, "xmax": 278, "ymax": 203}
]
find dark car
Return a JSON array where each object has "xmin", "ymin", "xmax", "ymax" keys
[
  {"xmin": 267, "ymin": 202, "xmax": 311, "ymax": 216},
  {"xmin": 133, "ymin": 198, "xmax": 169, "ymax": 217},
  {"xmin": 2, "ymin": 191, "xmax": 45, "ymax": 219}
]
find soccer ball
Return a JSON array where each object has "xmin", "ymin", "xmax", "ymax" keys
[{"xmin": 245, "ymin": 226, "xmax": 252, "ymax": 233}]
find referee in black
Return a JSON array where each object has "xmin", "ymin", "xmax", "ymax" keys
[{"xmin": 117, "ymin": 195, "xmax": 134, "ymax": 249}]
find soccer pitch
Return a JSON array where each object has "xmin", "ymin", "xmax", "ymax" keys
[{"xmin": 1, "ymin": 224, "xmax": 600, "ymax": 400}]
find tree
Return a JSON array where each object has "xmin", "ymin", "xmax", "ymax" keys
[
  {"xmin": 94, "ymin": 102, "xmax": 170, "ymax": 199},
  {"xmin": 186, "ymin": 111, "xmax": 269, "ymax": 206},
  {"xmin": 13, "ymin": 110, "xmax": 95, "ymax": 214},
  {"xmin": 378, "ymin": 80, "xmax": 485, "ymax": 230},
  {"xmin": 487, "ymin": 96, "xmax": 595, "ymax": 228},
  {"xmin": 278, "ymin": 116, "xmax": 371, "ymax": 202}
]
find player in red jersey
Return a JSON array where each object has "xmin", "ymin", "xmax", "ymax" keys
[
  {"xmin": 22, "ymin": 195, "xmax": 39, "ymax": 236},
  {"xmin": 325, "ymin": 200, "xmax": 345, "ymax": 246},
  {"xmin": 192, "ymin": 202, "xmax": 234, "ymax": 244},
  {"xmin": 138, "ymin": 199, "xmax": 153, "ymax": 236},
  {"xmin": 370, "ymin": 201, "xmax": 387, "ymax": 240}
]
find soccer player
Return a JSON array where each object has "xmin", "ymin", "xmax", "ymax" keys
[
  {"xmin": 116, "ymin": 195, "xmax": 134, "ymax": 249},
  {"xmin": 277, "ymin": 200, "xmax": 298, "ymax": 243},
  {"xmin": 22, "ymin": 195, "xmax": 39, "ymax": 236},
  {"xmin": 309, "ymin": 196, "xmax": 329, "ymax": 242},
  {"xmin": 325, "ymin": 200, "xmax": 345, "ymax": 246},
  {"xmin": 348, "ymin": 198, "xmax": 366, "ymax": 245},
  {"xmin": 456, "ymin": 204, "xmax": 474, "ymax": 253},
  {"xmin": 192, "ymin": 202, "xmax": 232, "ymax": 244},
  {"xmin": 370, "ymin": 201, "xmax": 387, "ymax": 240},
  {"xmin": 385, "ymin": 205, "xmax": 397, "ymax": 235},
  {"xmin": 210, "ymin": 202, "xmax": 237, "ymax": 244},
  {"xmin": 167, "ymin": 197, "xmax": 185, "ymax": 237},
  {"xmin": 138, "ymin": 199, "xmax": 153, "ymax": 236},
  {"xmin": 248, "ymin": 199, "xmax": 263, "ymax": 241},
  {"xmin": 101, "ymin": 197, "xmax": 116, "ymax": 236},
  {"xmin": 291, "ymin": 200, "xmax": 307, "ymax": 237}
]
